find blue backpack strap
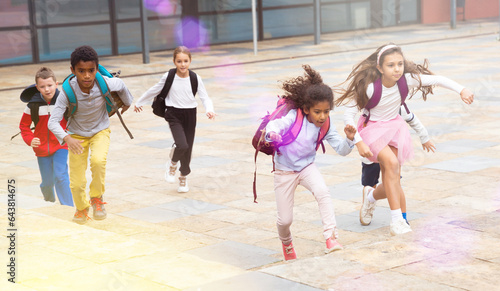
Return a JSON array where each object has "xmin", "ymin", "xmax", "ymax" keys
[
  {"xmin": 62, "ymin": 75, "xmax": 78, "ymax": 116},
  {"xmin": 94, "ymin": 71, "xmax": 114, "ymax": 113},
  {"xmin": 98, "ymin": 64, "xmax": 113, "ymax": 78}
]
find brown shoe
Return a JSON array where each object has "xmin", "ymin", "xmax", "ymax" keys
[
  {"xmin": 90, "ymin": 197, "xmax": 107, "ymax": 220},
  {"xmin": 72, "ymin": 207, "xmax": 91, "ymax": 224}
]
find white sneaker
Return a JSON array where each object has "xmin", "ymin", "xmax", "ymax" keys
[
  {"xmin": 390, "ymin": 219, "xmax": 412, "ymax": 236},
  {"xmin": 178, "ymin": 176, "xmax": 189, "ymax": 193},
  {"xmin": 360, "ymin": 186, "xmax": 377, "ymax": 225},
  {"xmin": 165, "ymin": 161, "xmax": 177, "ymax": 183}
]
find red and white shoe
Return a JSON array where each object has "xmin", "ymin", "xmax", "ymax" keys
[
  {"xmin": 325, "ymin": 237, "xmax": 343, "ymax": 254},
  {"xmin": 282, "ymin": 242, "xmax": 297, "ymax": 261}
]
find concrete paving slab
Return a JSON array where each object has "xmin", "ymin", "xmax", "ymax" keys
[
  {"xmin": 424, "ymin": 156, "xmax": 500, "ymax": 172},
  {"xmin": 156, "ymin": 198, "xmax": 225, "ymax": 215},
  {"xmin": 117, "ymin": 206, "xmax": 191, "ymax": 223},
  {"xmin": 186, "ymin": 241, "xmax": 279, "ymax": 270},
  {"xmin": 184, "ymin": 271, "xmax": 323, "ymax": 291}
]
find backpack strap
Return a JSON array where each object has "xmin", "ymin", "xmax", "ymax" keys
[
  {"xmin": 62, "ymin": 76, "xmax": 78, "ymax": 117},
  {"xmin": 28, "ymin": 102, "xmax": 41, "ymax": 127},
  {"xmin": 363, "ymin": 78, "xmax": 382, "ymax": 126},
  {"xmin": 159, "ymin": 68, "xmax": 177, "ymax": 99},
  {"xmin": 94, "ymin": 71, "xmax": 134, "ymax": 139},
  {"xmin": 189, "ymin": 70, "xmax": 198, "ymax": 96},
  {"xmin": 279, "ymin": 108, "xmax": 304, "ymax": 147},
  {"xmin": 396, "ymin": 75, "xmax": 410, "ymax": 114},
  {"xmin": 159, "ymin": 68, "xmax": 198, "ymax": 99},
  {"xmin": 363, "ymin": 76, "xmax": 410, "ymax": 125},
  {"xmin": 94, "ymin": 71, "xmax": 113, "ymax": 114},
  {"xmin": 315, "ymin": 116, "xmax": 330, "ymax": 153}
]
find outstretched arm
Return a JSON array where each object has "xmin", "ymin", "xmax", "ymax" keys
[{"xmin": 412, "ymin": 74, "xmax": 474, "ymax": 104}]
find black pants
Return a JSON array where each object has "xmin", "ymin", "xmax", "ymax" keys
[
  {"xmin": 164, "ymin": 106, "xmax": 197, "ymax": 176},
  {"xmin": 361, "ymin": 162, "xmax": 380, "ymax": 187}
]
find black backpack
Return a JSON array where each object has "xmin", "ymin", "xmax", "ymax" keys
[
  {"xmin": 152, "ymin": 68, "xmax": 198, "ymax": 117},
  {"xmin": 11, "ymin": 85, "xmax": 68, "ymax": 140}
]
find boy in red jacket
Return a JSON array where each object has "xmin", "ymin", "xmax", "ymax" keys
[{"xmin": 19, "ymin": 67, "xmax": 73, "ymax": 206}]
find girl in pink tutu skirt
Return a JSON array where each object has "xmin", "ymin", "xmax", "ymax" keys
[{"xmin": 335, "ymin": 44, "xmax": 474, "ymax": 236}]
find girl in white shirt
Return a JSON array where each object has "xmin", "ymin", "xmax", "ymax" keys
[
  {"xmin": 335, "ymin": 44, "xmax": 474, "ymax": 236},
  {"xmin": 265, "ymin": 65, "xmax": 356, "ymax": 260},
  {"xmin": 134, "ymin": 46, "xmax": 215, "ymax": 193}
]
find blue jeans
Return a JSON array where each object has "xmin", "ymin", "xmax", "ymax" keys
[{"xmin": 37, "ymin": 149, "xmax": 74, "ymax": 206}]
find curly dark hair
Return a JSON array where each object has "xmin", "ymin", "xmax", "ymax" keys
[
  {"xmin": 334, "ymin": 43, "xmax": 434, "ymax": 110},
  {"xmin": 70, "ymin": 45, "xmax": 99, "ymax": 68},
  {"xmin": 280, "ymin": 65, "xmax": 333, "ymax": 110}
]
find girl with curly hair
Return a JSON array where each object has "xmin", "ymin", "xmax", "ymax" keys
[
  {"xmin": 265, "ymin": 65, "xmax": 356, "ymax": 260},
  {"xmin": 335, "ymin": 44, "xmax": 474, "ymax": 236}
]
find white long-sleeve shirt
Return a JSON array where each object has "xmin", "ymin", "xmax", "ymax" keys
[
  {"xmin": 266, "ymin": 109, "xmax": 354, "ymax": 172},
  {"xmin": 135, "ymin": 71, "xmax": 214, "ymax": 113},
  {"xmin": 344, "ymin": 73, "xmax": 464, "ymax": 143},
  {"xmin": 48, "ymin": 76, "xmax": 134, "ymax": 143}
]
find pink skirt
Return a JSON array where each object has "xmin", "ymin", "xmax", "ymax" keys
[{"xmin": 357, "ymin": 115, "xmax": 413, "ymax": 165}]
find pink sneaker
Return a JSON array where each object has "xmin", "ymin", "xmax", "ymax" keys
[
  {"xmin": 325, "ymin": 238, "xmax": 343, "ymax": 254},
  {"xmin": 282, "ymin": 242, "xmax": 297, "ymax": 261}
]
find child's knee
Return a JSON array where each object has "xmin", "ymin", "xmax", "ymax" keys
[
  {"xmin": 90, "ymin": 155, "xmax": 107, "ymax": 169},
  {"xmin": 277, "ymin": 216, "xmax": 293, "ymax": 228}
]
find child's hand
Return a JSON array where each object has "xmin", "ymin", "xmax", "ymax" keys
[
  {"xmin": 206, "ymin": 112, "xmax": 216, "ymax": 120},
  {"xmin": 355, "ymin": 141, "xmax": 373, "ymax": 158},
  {"xmin": 63, "ymin": 135, "xmax": 84, "ymax": 155},
  {"xmin": 31, "ymin": 138, "xmax": 40, "ymax": 148},
  {"xmin": 134, "ymin": 105, "xmax": 143, "ymax": 113},
  {"xmin": 460, "ymin": 88, "xmax": 474, "ymax": 105},
  {"xmin": 267, "ymin": 131, "xmax": 282, "ymax": 143},
  {"xmin": 344, "ymin": 124, "xmax": 357, "ymax": 141},
  {"xmin": 422, "ymin": 140, "xmax": 436, "ymax": 152}
]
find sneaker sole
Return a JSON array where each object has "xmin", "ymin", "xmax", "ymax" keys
[
  {"xmin": 390, "ymin": 227, "xmax": 412, "ymax": 236},
  {"xmin": 165, "ymin": 173, "xmax": 176, "ymax": 183},
  {"xmin": 72, "ymin": 218, "xmax": 87, "ymax": 225},
  {"xmin": 391, "ymin": 229, "xmax": 412, "ymax": 236},
  {"xmin": 360, "ymin": 186, "xmax": 372, "ymax": 226},
  {"xmin": 93, "ymin": 214, "xmax": 107, "ymax": 220},
  {"xmin": 325, "ymin": 245, "xmax": 343, "ymax": 254}
]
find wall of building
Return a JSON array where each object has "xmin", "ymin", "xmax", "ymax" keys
[{"xmin": 421, "ymin": 0, "xmax": 499, "ymax": 24}]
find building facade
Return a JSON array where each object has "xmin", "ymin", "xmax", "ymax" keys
[{"xmin": 0, "ymin": 0, "xmax": 497, "ymax": 66}]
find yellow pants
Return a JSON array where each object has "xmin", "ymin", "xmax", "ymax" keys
[{"xmin": 69, "ymin": 128, "xmax": 110, "ymax": 211}]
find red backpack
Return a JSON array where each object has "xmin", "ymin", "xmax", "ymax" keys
[{"xmin": 252, "ymin": 97, "xmax": 330, "ymax": 202}]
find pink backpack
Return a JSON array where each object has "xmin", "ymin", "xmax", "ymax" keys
[{"xmin": 252, "ymin": 97, "xmax": 330, "ymax": 202}]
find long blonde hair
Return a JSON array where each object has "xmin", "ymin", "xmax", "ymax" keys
[{"xmin": 334, "ymin": 44, "xmax": 434, "ymax": 110}]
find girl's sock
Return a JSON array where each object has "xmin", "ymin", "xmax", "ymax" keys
[
  {"xmin": 391, "ymin": 209, "xmax": 403, "ymax": 222},
  {"xmin": 402, "ymin": 212, "xmax": 407, "ymax": 220},
  {"xmin": 367, "ymin": 188, "xmax": 376, "ymax": 203}
]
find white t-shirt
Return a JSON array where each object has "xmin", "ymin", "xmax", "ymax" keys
[{"xmin": 135, "ymin": 71, "xmax": 214, "ymax": 113}]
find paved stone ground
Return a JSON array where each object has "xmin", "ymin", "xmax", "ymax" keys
[{"xmin": 1, "ymin": 20, "xmax": 500, "ymax": 290}]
